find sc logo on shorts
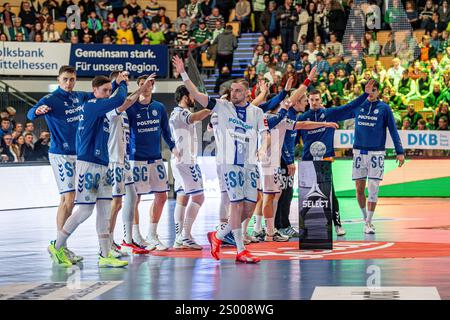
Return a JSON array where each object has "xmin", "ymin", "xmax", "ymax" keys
[
  {"xmin": 226, "ymin": 171, "xmax": 244, "ymax": 188},
  {"xmin": 85, "ymin": 173, "xmax": 100, "ymax": 190},
  {"xmin": 371, "ymin": 156, "xmax": 384, "ymax": 169},
  {"xmin": 133, "ymin": 166, "xmax": 148, "ymax": 182}
]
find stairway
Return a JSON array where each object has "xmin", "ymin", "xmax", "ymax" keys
[{"xmin": 203, "ymin": 33, "xmax": 260, "ymax": 98}]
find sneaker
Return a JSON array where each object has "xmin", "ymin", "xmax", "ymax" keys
[
  {"xmin": 121, "ymin": 241, "xmax": 151, "ymax": 254},
  {"xmin": 364, "ymin": 223, "xmax": 376, "ymax": 234},
  {"xmin": 236, "ymin": 250, "xmax": 261, "ymax": 264},
  {"xmin": 98, "ymin": 253, "xmax": 128, "ymax": 268},
  {"xmin": 112, "ymin": 242, "xmax": 129, "ymax": 256},
  {"xmin": 181, "ymin": 237, "xmax": 203, "ymax": 250},
  {"xmin": 335, "ymin": 226, "xmax": 346, "ymax": 236},
  {"xmin": 109, "ymin": 249, "xmax": 122, "ymax": 259},
  {"xmin": 222, "ymin": 232, "xmax": 236, "ymax": 246},
  {"xmin": 145, "ymin": 236, "xmax": 168, "ymax": 251},
  {"xmin": 252, "ymin": 229, "xmax": 266, "ymax": 242},
  {"xmin": 244, "ymin": 233, "xmax": 260, "ymax": 244},
  {"xmin": 279, "ymin": 226, "xmax": 300, "ymax": 238},
  {"xmin": 173, "ymin": 234, "xmax": 186, "ymax": 249},
  {"xmin": 48, "ymin": 241, "xmax": 72, "ymax": 267},
  {"xmin": 64, "ymin": 247, "xmax": 84, "ymax": 263},
  {"xmin": 265, "ymin": 230, "xmax": 290, "ymax": 242},
  {"xmin": 207, "ymin": 231, "xmax": 222, "ymax": 260}
]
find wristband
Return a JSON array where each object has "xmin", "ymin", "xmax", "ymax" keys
[
  {"xmin": 303, "ymin": 78, "xmax": 311, "ymax": 87},
  {"xmin": 181, "ymin": 72, "xmax": 189, "ymax": 81}
]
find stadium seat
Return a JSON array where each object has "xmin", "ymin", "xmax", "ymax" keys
[
  {"xmin": 376, "ymin": 30, "xmax": 390, "ymax": 47},
  {"xmin": 413, "ymin": 29, "xmax": 426, "ymax": 43},
  {"xmin": 410, "ymin": 100, "xmax": 425, "ymax": 111},
  {"xmin": 54, "ymin": 21, "xmax": 67, "ymax": 35},
  {"xmin": 365, "ymin": 56, "xmax": 377, "ymax": 69},
  {"xmin": 379, "ymin": 56, "xmax": 394, "ymax": 69},
  {"xmin": 226, "ymin": 22, "xmax": 240, "ymax": 37},
  {"xmin": 10, "ymin": 6, "xmax": 20, "ymax": 16},
  {"xmin": 201, "ymin": 52, "xmax": 215, "ymax": 68}
]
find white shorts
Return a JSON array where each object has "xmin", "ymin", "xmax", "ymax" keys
[
  {"xmin": 49, "ymin": 153, "xmax": 77, "ymax": 194},
  {"xmin": 216, "ymin": 164, "xmax": 227, "ymax": 193},
  {"xmin": 258, "ymin": 164, "xmax": 282, "ymax": 194},
  {"xmin": 109, "ymin": 159, "xmax": 134, "ymax": 198},
  {"xmin": 75, "ymin": 160, "xmax": 113, "ymax": 204},
  {"xmin": 221, "ymin": 164, "xmax": 259, "ymax": 203},
  {"xmin": 171, "ymin": 159, "xmax": 204, "ymax": 195},
  {"xmin": 352, "ymin": 149, "xmax": 386, "ymax": 181},
  {"xmin": 131, "ymin": 159, "xmax": 169, "ymax": 195}
]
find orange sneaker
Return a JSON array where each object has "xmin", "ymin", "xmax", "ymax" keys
[
  {"xmin": 121, "ymin": 241, "xmax": 150, "ymax": 255},
  {"xmin": 207, "ymin": 231, "xmax": 222, "ymax": 260},
  {"xmin": 236, "ymin": 250, "xmax": 261, "ymax": 264}
]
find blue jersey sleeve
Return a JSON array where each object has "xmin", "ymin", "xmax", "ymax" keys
[
  {"xmin": 386, "ymin": 106, "xmax": 404, "ymax": 155},
  {"xmin": 281, "ymin": 142, "xmax": 294, "ymax": 165},
  {"xmin": 326, "ymin": 93, "xmax": 368, "ymax": 122},
  {"xmin": 27, "ymin": 95, "xmax": 50, "ymax": 120},
  {"xmin": 258, "ymin": 90, "xmax": 288, "ymax": 113},
  {"xmin": 86, "ymin": 82, "xmax": 128, "ymax": 117},
  {"xmin": 160, "ymin": 104, "xmax": 176, "ymax": 151},
  {"xmin": 267, "ymin": 108, "xmax": 287, "ymax": 129}
]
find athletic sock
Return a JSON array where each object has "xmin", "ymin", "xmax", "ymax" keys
[
  {"xmin": 242, "ymin": 217, "xmax": 250, "ymax": 236},
  {"xmin": 122, "ymin": 185, "xmax": 136, "ymax": 244},
  {"xmin": 254, "ymin": 215, "xmax": 263, "ymax": 233},
  {"xmin": 360, "ymin": 207, "xmax": 367, "ymax": 220},
  {"xmin": 132, "ymin": 224, "xmax": 143, "ymax": 244},
  {"xmin": 182, "ymin": 202, "xmax": 201, "ymax": 239},
  {"xmin": 55, "ymin": 230, "xmax": 70, "ymax": 250},
  {"xmin": 232, "ymin": 229, "xmax": 245, "ymax": 253},
  {"xmin": 174, "ymin": 203, "xmax": 186, "ymax": 237},
  {"xmin": 99, "ymin": 236, "xmax": 110, "ymax": 258},
  {"xmin": 147, "ymin": 223, "xmax": 158, "ymax": 240},
  {"xmin": 219, "ymin": 192, "xmax": 229, "ymax": 221},
  {"xmin": 55, "ymin": 204, "xmax": 94, "ymax": 249},
  {"xmin": 265, "ymin": 217, "xmax": 275, "ymax": 236},
  {"xmin": 366, "ymin": 210, "xmax": 375, "ymax": 224},
  {"xmin": 216, "ymin": 223, "xmax": 232, "ymax": 240}
]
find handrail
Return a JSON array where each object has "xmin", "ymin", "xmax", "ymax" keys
[{"xmin": 0, "ymin": 79, "xmax": 38, "ymax": 107}]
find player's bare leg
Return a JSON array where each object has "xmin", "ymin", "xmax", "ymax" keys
[
  {"xmin": 56, "ymin": 192, "xmax": 75, "ymax": 232},
  {"xmin": 355, "ymin": 179, "xmax": 367, "ymax": 221},
  {"xmin": 180, "ymin": 193, "xmax": 204, "ymax": 250},
  {"xmin": 252, "ymin": 191, "xmax": 264, "ymax": 239}
]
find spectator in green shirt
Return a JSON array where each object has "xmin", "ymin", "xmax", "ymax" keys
[
  {"xmin": 425, "ymin": 83, "xmax": 447, "ymax": 109},
  {"xmin": 426, "ymin": 115, "xmax": 435, "ymax": 130},
  {"xmin": 147, "ymin": 23, "xmax": 165, "ymax": 44},
  {"xmin": 192, "ymin": 20, "xmax": 211, "ymax": 67},
  {"xmin": 403, "ymin": 105, "xmax": 423, "ymax": 129}
]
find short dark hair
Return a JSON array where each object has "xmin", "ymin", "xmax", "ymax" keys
[
  {"xmin": 309, "ymin": 89, "xmax": 321, "ymax": 96},
  {"xmin": 25, "ymin": 120, "xmax": 33, "ymax": 127},
  {"xmin": 24, "ymin": 132, "xmax": 33, "ymax": 137},
  {"xmin": 136, "ymin": 74, "xmax": 153, "ymax": 85},
  {"xmin": 91, "ymin": 76, "xmax": 111, "ymax": 88},
  {"xmin": 1, "ymin": 117, "xmax": 10, "ymax": 123},
  {"xmin": 109, "ymin": 71, "xmax": 120, "ymax": 80},
  {"xmin": 175, "ymin": 85, "xmax": 190, "ymax": 103},
  {"xmin": 418, "ymin": 119, "xmax": 426, "ymax": 125},
  {"xmin": 58, "ymin": 65, "xmax": 76, "ymax": 76}
]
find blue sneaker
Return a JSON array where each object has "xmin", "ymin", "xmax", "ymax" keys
[{"xmin": 222, "ymin": 232, "xmax": 236, "ymax": 246}]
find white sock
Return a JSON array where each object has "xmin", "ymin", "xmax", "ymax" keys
[
  {"xmin": 97, "ymin": 200, "xmax": 112, "ymax": 258},
  {"xmin": 182, "ymin": 202, "xmax": 201, "ymax": 239},
  {"xmin": 360, "ymin": 207, "xmax": 367, "ymax": 220},
  {"xmin": 265, "ymin": 217, "xmax": 275, "ymax": 236},
  {"xmin": 254, "ymin": 215, "xmax": 263, "ymax": 233},
  {"xmin": 147, "ymin": 223, "xmax": 158, "ymax": 240},
  {"xmin": 174, "ymin": 203, "xmax": 186, "ymax": 237},
  {"xmin": 232, "ymin": 229, "xmax": 245, "ymax": 253},
  {"xmin": 122, "ymin": 185, "xmax": 136, "ymax": 244},
  {"xmin": 55, "ymin": 204, "xmax": 94, "ymax": 249},
  {"xmin": 242, "ymin": 218, "xmax": 250, "ymax": 236},
  {"xmin": 132, "ymin": 224, "xmax": 143, "ymax": 243},
  {"xmin": 366, "ymin": 210, "xmax": 375, "ymax": 224},
  {"xmin": 219, "ymin": 192, "xmax": 229, "ymax": 221},
  {"xmin": 109, "ymin": 233, "xmax": 115, "ymax": 247},
  {"xmin": 216, "ymin": 223, "xmax": 232, "ymax": 240},
  {"xmin": 99, "ymin": 236, "xmax": 110, "ymax": 258}
]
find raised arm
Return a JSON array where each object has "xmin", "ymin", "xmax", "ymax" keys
[
  {"xmin": 294, "ymin": 120, "xmax": 339, "ymax": 130},
  {"xmin": 287, "ymin": 66, "xmax": 317, "ymax": 104},
  {"xmin": 117, "ymin": 73, "xmax": 156, "ymax": 113},
  {"xmin": 173, "ymin": 55, "xmax": 209, "ymax": 108},
  {"xmin": 256, "ymin": 77, "xmax": 292, "ymax": 112},
  {"xmin": 251, "ymin": 80, "xmax": 269, "ymax": 107},
  {"xmin": 188, "ymin": 109, "xmax": 211, "ymax": 123}
]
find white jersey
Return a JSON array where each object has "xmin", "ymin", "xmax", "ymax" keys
[
  {"xmin": 208, "ymin": 98, "xmax": 268, "ymax": 166},
  {"xmin": 210, "ymin": 112, "xmax": 221, "ymax": 164},
  {"xmin": 169, "ymin": 106, "xmax": 198, "ymax": 165},
  {"xmin": 106, "ymin": 110, "xmax": 129, "ymax": 164},
  {"xmin": 264, "ymin": 113, "xmax": 296, "ymax": 168}
]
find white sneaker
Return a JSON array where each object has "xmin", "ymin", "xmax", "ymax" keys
[
  {"xmin": 146, "ymin": 236, "xmax": 168, "ymax": 251},
  {"xmin": 364, "ymin": 223, "xmax": 376, "ymax": 234},
  {"xmin": 265, "ymin": 230, "xmax": 290, "ymax": 242},
  {"xmin": 335, "ymin": 226, "xmax": 346, "ymax": 236},
  {"xmin": 173, "ymin": 234, "xmax": 185, "ymax": 249},
  {"xmin": 181, "ymin": 237, "xmax": 202, "ymax": 250},
  {"xmin": 244, "ymin": 233, "xmax": 260, "ymax": 244}
]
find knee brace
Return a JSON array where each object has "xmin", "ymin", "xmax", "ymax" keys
[
  {"xmin": 368, "ymin": 179, "xmax": 381, "ymax": 203},
  {"xmin": 96, "ymin": 200, "xmax": 112, "ymax": 235}
]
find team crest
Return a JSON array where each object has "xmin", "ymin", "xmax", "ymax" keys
[
  {"xmin": 320, "ymin": 113, "xmax": 325, "ymax": 119},
  {"xmin": 85, "ymin": 196, "xmax": 90, "ymax": 201},
  {"xmin": 374, "ymin": 109, "xmax": 379, "ymax": 114},
  {"xmin": 68, "ymin": 183, "xmax": 73, "ymax": 188},
  {"xmin": 361, "ymin": 108, "xmax": 364, "ymax": 112},
  {"xmin": 152, "ymin": 110, "xmax": 158, "ymax": 116}
]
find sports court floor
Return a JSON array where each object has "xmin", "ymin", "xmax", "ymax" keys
[{"xmin": 0, "ymin": 197, "xmax": 449, "ymax": 300}]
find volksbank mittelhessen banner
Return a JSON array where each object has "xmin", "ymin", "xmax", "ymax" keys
[
  {"xmin": 0, "ymin": 42, "xmax": 71, "ymax": 76},
  {"xmin": 0, "ymin": 43, "xmax": 169, "ymax": 77}
]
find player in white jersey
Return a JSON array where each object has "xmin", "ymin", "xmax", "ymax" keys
[
  {"xmin": 173, "ymin": 55, "xmax": 269, "ymax": 263},
  {"xmin": 106, "ymin": 72, "xmax": 156, "ymax": 257},
  {"xmin": 169, "ymin": 85, "xmax": 211, "ymax": 249}
]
